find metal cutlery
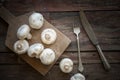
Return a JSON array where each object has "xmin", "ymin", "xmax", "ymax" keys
[
  {"xmin": 79, "ymin": 10, "xmax": 111, "ymax": 71},
  {"xmin": 73, "ymin": 22, "xmax": 84, "ymax": 72}
]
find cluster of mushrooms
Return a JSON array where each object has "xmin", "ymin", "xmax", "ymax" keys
[
  {"xmin": 14, "ymin": 12, "xmax": 56, "ymax": 65},
  {"xmin": 13, "ymin": 12, "xmax": 85, "ymax": 80}
]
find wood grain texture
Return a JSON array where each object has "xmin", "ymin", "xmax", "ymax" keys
[
  {"xmin": 0, "ymin": 11, "xmax": 120, "ymax": 52},
  {"xmin": 1, "ymin": 9, "xmax": 71, "ymax": 75},
  {"xmin": 0, "ymin": 52, "xmax": 120, "ymax": 64},
  {"xmin": 2, "ymin": 0, "xmax": 120, "ymax": 15},
  {"xmin": 50, "ymin": 11, "xmax": 120, "ymax": 51},
  {"xmin": 0, "ymin": 0, "xmax": 120, "ymax": 79},
  {"xmin": 0, "ymin": 64, "xmax": 120, "ymax": 80},
  {"xmin": 50, "ymin": 64, "xmax": 120, "ymax": 80}
]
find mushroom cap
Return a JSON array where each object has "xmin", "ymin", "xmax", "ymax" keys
[
  {"xmin": 40, "ymin": 48, "xmax": 55, "ymax": 65},
  {"xmin": 27, "ymin": 43, "xmax": 44, "ymax": 58},
  {"xmin": 41, "ymin": 28, "xmax": 57, "ymax": 45},
  {"xmin": 13, "ymin": 40, "xmax": 29, "ymax": 54},
  {"xmin": 60, "ymin": 58, "xmax": 73, "ymax": 73},
  {"xmin": 70, "ymin": 73, "xmax": 85, "ymax": 80},
  {"xmin": 17, "ymin": 24, "xmax": 31, "ymax": 40},
  {"xmin": 29, "ymin": 12, "xmax": 44, "ymax": 29}
]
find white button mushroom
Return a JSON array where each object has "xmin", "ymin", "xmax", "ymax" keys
[
  {"xmin": 40, "ymin": 48, "xmax": 56, "ymax": 65},
  {"xmin": 17, "ymin": 24, "xmax": 32, "ymax": 40},
  {"xmin": 13, "ymin": 40, "xmax": 29, "ymax": 54},
  {"xmin": 29, "ymin": 12, "xmax": 44, "ymax": 29},
  {"xmin": 70, "ymin": 73, "xmax": 85, "ymax": 80},
  {"xmin": 41, "ymin": 28, "xmax": 57, "ymax": 45},
  {"xmin": 59, "ymin": 58, "xmax": 73, "ymax": 73},
  {"xmin": 27, "ymin": 43, "xmax": 44, "ymax": 58}
]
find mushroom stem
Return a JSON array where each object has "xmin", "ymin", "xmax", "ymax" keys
[
  {"xmin": 27, "ymin": 43, "xmax": 44, "ymax": 58},
  {"xmin": 27, "ymin": 33, "xmax": 32, "ymax": 39},
  {"xmin": 14, "ymin": 40, "xmax": 29, "ymax": 54},
  {"xmin": 31, "ymin": 53, "xmax": 36, "ymax": 57},
  {"xmin": 59, "ymin": 58, "xmax": 73, "ymax": 73},
  {"xmin": 17, "ymin": 44, "xmax": 22, "ymax": 50},
  {"xmin": 64, "ymin": 65, "xmax": 69, "ymax": 70},
  {"xmin": 45, "ymin": 34, "xmax": 50, "ymax": 40}
]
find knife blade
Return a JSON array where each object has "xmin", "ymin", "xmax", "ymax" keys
[{"xmin": 79, "ymin": 10, "xmax": 111, "ymax": 71}]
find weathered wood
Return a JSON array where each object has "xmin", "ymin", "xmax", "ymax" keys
[
  {"xmin": 3, "ymin": 0, "xmax": 120, "ymax": 15},
  {"xmin": 0, "ymin": 52, "xmax": 120, "ymax": 64},
  {"xmin": 50, "ymin": 64, "xmax": 120, "ymax": 80},
  {"xmin": 0, "ymin": 8, "xmax": 71, "ymax": 75},
  {"xmin": 0, "ymin": 17, "xmax": 11, "ymax": 52},
  {"xmin": 0, "ymin": 11, "xmax": 120, "ymax": 52},
  {"xmin": 0, "ymin": 12, "xmax": 50, "ymax": 52},
  {"xmin": 0, "ymin": 0, "xmax": 120, "ymax": 80},
  {"xmin": 0, "ymin": 64, "xmax": 120, "ymax": 80},
  {"xmin": 50, "ymin": 11, "xmax": 120, "ymax": 51},
  {"xmin": 58, "ymin": 51, "xmax": 120, "ymax": 64},
  {"xmin": 0, "ymin": 65, "xmax": 50, "ymax": 80},
  {"xmin": 0, "ymin": 7, "xmax": 15, "ymax": 24}
]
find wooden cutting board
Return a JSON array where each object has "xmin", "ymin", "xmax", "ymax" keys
[{"xmin": 0, "ymin": 7, "xmax": 71, "ymax": 75}]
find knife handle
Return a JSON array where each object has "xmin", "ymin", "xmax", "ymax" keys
[
  {"xmin": 77, "ymin": 35, "xmax": 84, "ymax": 72},
  {"xmin": 96, "ymin": 45, "xmax": 111, "ymax": 71}
]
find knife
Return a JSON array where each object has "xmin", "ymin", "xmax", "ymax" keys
[{"xmin": 79, "ymin": 10, "xmax": 111, "ymax": 70}]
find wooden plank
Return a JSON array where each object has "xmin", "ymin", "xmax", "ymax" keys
[
  {"xmin": 0, "ymin": 52, "xmax": 120, "ymax": 64},
  {"xmin": 0, "ymin": 64, "xmax": 120, "ymax": 80},
  {"xmin": 50, "ymin": 11, "xmax": 120, "ymax": 51},
  {"xmin": 58, "ymin": 51, "xmax": 120, "ymax": 64},
  {"xmin": 0, "ymin": 52, "xmax": 24, "ymax": 64},
  {"xmin": 0, "ymin": 65, "xmax": 50, "ymax": 80},
  {"xmin": 3, "ymin": 0, "xmax": 120, "ymax": 14},
  {"xmin": 0, "ymin": 11, "xmax": 120, "ymax": 52},
  {"xmin": 49, "ymin": 64, "xmax": 120, "ymax": 80}
]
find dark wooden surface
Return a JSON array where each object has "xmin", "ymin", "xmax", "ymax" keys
[
  {"xmin": 1, "ymin": 8, "xmax": 71, "ymax": 75},
  {"xmin": 0, "ymin": 0, "xmax": 120, "ymax": 80}
]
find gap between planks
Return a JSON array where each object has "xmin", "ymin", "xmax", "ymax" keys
[{"xmin": 0, "ymin": 51, "xmax": 120, "ymax": 64}]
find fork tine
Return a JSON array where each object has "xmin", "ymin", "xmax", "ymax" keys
[
  {"xmin": 73, "ymin": 23, "xmax": 81, "ymax": 34},
  {"xmin": 73, "ymin": 16, "xmax": 81, "ymax": 34}
]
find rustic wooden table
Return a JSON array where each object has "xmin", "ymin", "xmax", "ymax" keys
[{"xmin": 0, "ymin": 0, "xmax": 120, "ymax": 80}]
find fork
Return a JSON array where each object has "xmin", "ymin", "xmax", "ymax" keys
[{"xmin": 73, "ymin": 23, "xmax": 84, "ymax": 72}]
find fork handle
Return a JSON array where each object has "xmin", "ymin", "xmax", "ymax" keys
[{"xmin": 77, "ymin": 35, "xmax": 84, "ymax": 72}]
